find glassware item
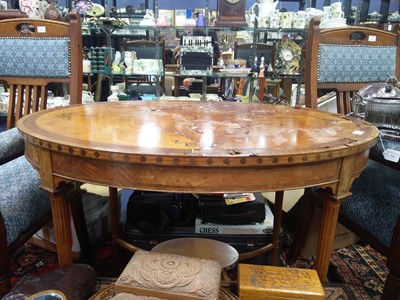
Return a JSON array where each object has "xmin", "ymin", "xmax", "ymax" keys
[
  {"xmin": 196, "ymin": 12, "xmax": 206, "ymax": 27},
  {"xmin": 185, "ymin": 8, "xmax": 196, "ymax": 27}
]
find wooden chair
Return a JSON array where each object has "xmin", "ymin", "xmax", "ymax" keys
[
  {"xmin": 0, "ymin": 13, "xmax": 91, "ymax": 296},
  {"xmin": 286, "ymin": 19, "xmax": 400, "ymax": 299},
  {"xmin": 304, "ymin": 18, "xmax": 400, "ymax": 114},
  {"xmin": 233, "ymin": 42, "xmax": 281, "ymax": 99},
  {"xmin": 0, "ymin": 13, "xmax": 83, "ymax": 129},
  {"xmin": 121, "ymin": 38, "xmax": 165, "ymax": 96}
]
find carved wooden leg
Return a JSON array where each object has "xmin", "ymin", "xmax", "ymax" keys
[
  {"xmin": 314, "ymin": 190, "xmax": 340, "ymax": 283},
  {"xmin": 46, "ymin": 183, "xmax": 74, "ymax": 267}
]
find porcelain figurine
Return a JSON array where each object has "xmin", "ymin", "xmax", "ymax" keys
[
  {"xmin": 124, "ymin": 51, "xmax": 137, "ymax": 75},
  {"xmin": 111, "ymin": 51, "xmax": 122, "ymax": 74}
]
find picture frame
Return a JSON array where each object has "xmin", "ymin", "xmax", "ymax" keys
[
  {"xmin": 159, "ymin": 9, "xmax": 175, "ymax": 26},
  {"xmin": 174, "ymin": 9, "xmax": 186, "ymax": 27},
  {"xmin": 209, "ymin": 10, "xmax": 217, "ymax": 27}
]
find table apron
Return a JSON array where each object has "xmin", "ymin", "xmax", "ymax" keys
[{"xmin": 25, "ymin": 145, "xmax": 369, "ymax": 194}]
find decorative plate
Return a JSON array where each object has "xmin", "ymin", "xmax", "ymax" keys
[
  {"xmin": 86, "ymin": 3, "xmax": 104, "ymax": 17},
  {"xmin": 72, "ymin": 0, "xmax": 93, "ymax": 13},
  {"xmin": 19, "ymin": 0, "xmax": 41, "ymax": 18}
]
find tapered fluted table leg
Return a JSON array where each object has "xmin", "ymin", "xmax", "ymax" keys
[
  {"xmin": 314, "ymin": 194, "xmax": 340, "ymax": 283},
  {"xmin": 48, "ymin": 185, "xmax": 74, "ymax": 267}
]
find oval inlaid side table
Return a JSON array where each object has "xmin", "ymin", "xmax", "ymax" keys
[{"xmin": 17, "ymin": 101, "xmax": 379, "ymax": 283}]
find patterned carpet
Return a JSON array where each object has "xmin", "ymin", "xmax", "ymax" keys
[
  {"xmin": 282, "ymin": 243, "xmax": 388, "ymax": 299},
  {"xmin": 9, "ymin": 243, "xmax": 60, "ymax": 288},
  {"xmin": 330, "ymin": 244, "xmax": 388, "ymax": 299},
  {"xmin": 8, "ymin": 242, "xmax": 388, "ymax": 299}
]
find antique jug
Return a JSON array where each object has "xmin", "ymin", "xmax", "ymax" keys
[
  {"xmin": 139, "ymin": 9, "xmax": 155, "ymax": 26},
  {"xmin": 250, "ymin": 0, "xmax": 279, "ymax": 21}
]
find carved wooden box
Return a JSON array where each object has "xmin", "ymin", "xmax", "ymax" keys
[
  {"xmin": 115, "ymin": 250, "xmax": 221, "ymax": 300},
  {"xmin": 238, "ymin": 264, "xmax": 325, "ymax": 300}
]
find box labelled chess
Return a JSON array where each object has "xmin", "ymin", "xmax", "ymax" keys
[
  {"xmin": 122, "ymin": 190, "xmax": 283, "ymax": 266},
  {"xmin": 195, "ymin": 204, "xmax": 273, "ymax": 235},
  {"xmin": 122, "ymin": 222, "xmax": 280, "ymax": 266}
]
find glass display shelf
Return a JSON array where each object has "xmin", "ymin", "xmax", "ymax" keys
[
  {"xmin": 84, "ymin": 23, "xmax": 306, "ymax": 35},
  {"xmin": 86, "ymin": 70, "xmax": 303, "ymax": 80}
]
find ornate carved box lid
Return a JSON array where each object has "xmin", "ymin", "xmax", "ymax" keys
[
  {"xmin": 238, "ymin": 264, "xmax": 325, "ymax": 300},
  {"xmin": 115, "ymin": 250, "xmax": 221, "ymax": 300}
]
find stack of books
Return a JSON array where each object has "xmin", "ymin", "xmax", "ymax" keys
[{"xmin": 194, "ymin": 193, "xmax": 274, "ymax": 236}]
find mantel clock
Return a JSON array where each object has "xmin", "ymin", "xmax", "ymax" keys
[{"xmin": 215, "ymin": 0, "xmax": 247, "ymax": 27}]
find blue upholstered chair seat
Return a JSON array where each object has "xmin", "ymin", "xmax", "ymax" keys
[
  {"xmin": 340, "ymin": 159, "xmax": 400, "ymax": 248},
  {"xmin": 0, "ymin": 155, "xmax": 50, "ymax": 246},
  {"xmin": 0, "ymin": 128, "xmax": 24, "ymax": 165}
]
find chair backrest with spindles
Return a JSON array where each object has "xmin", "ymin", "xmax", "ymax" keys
[
  {"xmin": 304, "ymin": 19, "xmax": 400, "ymax": 114},
  {"xmin": 0, "ymin": 12, "xmax": 82, "ymax": 129}
]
